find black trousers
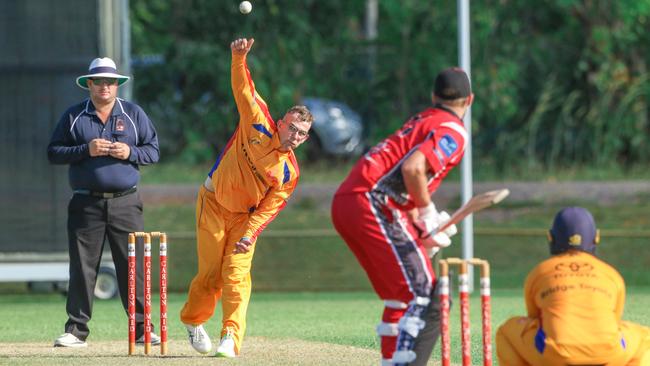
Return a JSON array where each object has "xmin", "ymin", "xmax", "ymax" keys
[{"xmin": 64, "ymin": 192, "xmax": 150, "ymax": 341}]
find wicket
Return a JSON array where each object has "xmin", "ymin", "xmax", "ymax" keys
[
  {"xmin": 128, "ymin": 231, "xmax": 168, "ymax": 356},
  {"xmin": 439, "ymin": 257, "xmax": 492, "ymax": 366}
]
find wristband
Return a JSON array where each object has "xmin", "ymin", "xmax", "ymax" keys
[{"xmin": 417, "ymin": 202, "xmax": 436, "ymax": 217}]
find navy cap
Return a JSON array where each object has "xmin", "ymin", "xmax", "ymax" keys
[
  {"xmin": 549, "ymin": 207, "xmax": 599, "ymax": 255},
  {"xmin": 434, "ymin": 67, "xmax": 471, "ymax": 100}
]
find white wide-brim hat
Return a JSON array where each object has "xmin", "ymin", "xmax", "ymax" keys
[{"xmin": 76, "ymin": 57, "xmax": 130, "ymax": 89}]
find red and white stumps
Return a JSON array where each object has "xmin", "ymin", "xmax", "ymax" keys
[
  {"xmin": 156, "ymin": 232, "xmax": 168, "ymax": 355},
  {"xmin": 439, "ymin": 260, "xmax": 451, "ymax": 366},
  {"xmin": 128, "ymin": 231, "xmax": 169, "ymax": 356},
  {"xmin": 127, "ymin": 233, "xmax": 136, "ymax": 355},
  {"xmin": 439, "ymin": 257, "xmax": 492, "ymax": 366}
]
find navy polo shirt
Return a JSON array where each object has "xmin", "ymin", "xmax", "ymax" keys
[{"xmin": 47, "ymin": 98, "xmax": 160, "ymax": 192}]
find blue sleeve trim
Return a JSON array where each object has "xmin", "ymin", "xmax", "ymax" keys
[
  {"xmin": 253, "ymin": 123, "xmax": 273, "ymax": 138},
  {"xmin": 535, "ymin": 327, "xmax": 546, "ymax": 354},
  {"xmin": 282, "ymin": 162, "xmax": 291, "ymax": 184},
  {"xmin": 208, "ymin": 149, "xmax": 225, "ymax": 178}
]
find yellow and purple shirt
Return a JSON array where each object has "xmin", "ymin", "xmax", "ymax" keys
[
  {"xmin": 525, "ymin": 250, "xmax": 626, "ymax": 360},
  {"xmin": 207, "ymin": 53, "xmax": 299, "ymax": 240}
]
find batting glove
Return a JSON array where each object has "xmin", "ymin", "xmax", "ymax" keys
[
  {"xmin": 414, "ymin": 203, "xmax": 452, "ymax": 248},
  {"xmin": 436, "ymin": 211, "xmax": 458, "ymax": 237},
  {"xmin": 426, "ymin": 246, "xmax": 440, "ymax": 258}
]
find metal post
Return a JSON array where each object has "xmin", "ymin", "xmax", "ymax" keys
[
  {"xmin": 97, "ymin": 0, "xmax": 132, "ymax": 100},
  {"xmin": 119, "ymin": 0, "xmax": 132, "ymax": 101},
  {"xmin": 364, "ymin": 0, "xmax": 378, "ymax": 138},
  {"xmin": 457, "ymin": 0, "xmax": 474, "ymax": 292}
]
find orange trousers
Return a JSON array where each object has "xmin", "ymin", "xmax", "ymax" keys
[
  {"xmin": 180, "ymin": 185, "xmax": 256, "ymax": 355},
  {"xmin": 497, "ymin": 316, "xmax": 650, "ymax": 366}
]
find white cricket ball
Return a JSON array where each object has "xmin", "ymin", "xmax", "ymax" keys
[{"xmin": 239, "ymin": 1, "xmax": 252, "ymax": 14}]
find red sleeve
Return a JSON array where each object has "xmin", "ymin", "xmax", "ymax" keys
[{"xmin": 418, "ymin": 121, "xmax": 467, "ymax": 174}]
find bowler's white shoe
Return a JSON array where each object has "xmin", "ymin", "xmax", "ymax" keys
[
  {"xmin": 136, "ymin": 332, "xmax": 161, "ymax": 346},
  {"xmin": 214, "ymin": 328, "xmax": 237, "ymax": 358},
  {"xmin": 184, "ymin": 323, "xmax": 212, "ymax": 354},
  {"xmin": 53, "ymin": 333, "xmax": 88, "ymax": 348}
]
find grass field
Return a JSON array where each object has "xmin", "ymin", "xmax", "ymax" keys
[
  {"xmin": 4, "ymin": 161, "xmax": 648, "ymax": 364},
  {"xmin": 126, "ymin": 194, "xmax": 650, "ymax": 292},
  {"xmin": 134, "ymin": 160, "xmax": 650, "ymax": 290},
  {"xmin": 1, "ymin": 289, "xmax": 649, "ymax": 365},
  {"xmin": 139, "ymin": 161, "xmax": 650, "ymax": 184}
]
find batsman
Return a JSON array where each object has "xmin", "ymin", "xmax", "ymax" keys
[{"xmin": 331, "ymin": 68, "xmax": 473, "ymax": 366}]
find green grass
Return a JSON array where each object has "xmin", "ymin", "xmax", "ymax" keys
[
  {"xmin": 468, "ymin": 160, "xmax": 650, "ymax": 182},
  {"xmin": 138, "ymin": 159, "xmax": 650, "ymax": 291},
  {"xmin": 139, "ymin": 161, "xmax": 212, "ymax": 184},
  {"xmin": 139, "ymin": 160, "xmax": 357, "ymax": 184},
  {"xmin": 134, "ymin": 194, "xmax": 650, "ymax": 292},
  {"xmin": 0, "ymin": 292, "xmax": 379, "ymax": 346},
  {"xmin": 1, "ymin": 289, "xmax": 649, "ymax": 365}
]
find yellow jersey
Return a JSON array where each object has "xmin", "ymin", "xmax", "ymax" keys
[
  {"xmin": 524, "ymin": 250, "xmax": 626, "ymax": 360},
  {"xmin": 207, "ymin": 53, "xmax": 299, "ymax": 240}
]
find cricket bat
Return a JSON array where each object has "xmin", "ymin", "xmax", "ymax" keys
[{"xmin": 437, "ymin": 188, "xmax": 510, "ymax": 233}]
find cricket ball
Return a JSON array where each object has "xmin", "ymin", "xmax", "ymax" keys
[{"xmin": 239, "ymin": 1, "xmax": 252, "ymax": 14}]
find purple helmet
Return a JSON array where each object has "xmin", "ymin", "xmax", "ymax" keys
[{"xmin": 548, "ymin": 207, "xmax": 600, "ymax": 255}]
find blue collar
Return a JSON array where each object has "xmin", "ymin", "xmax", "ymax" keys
[{"xmin": 84, "ymin": 98, "xmax": 123, "ymax": 117}]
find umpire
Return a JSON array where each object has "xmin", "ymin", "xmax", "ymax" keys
[{"xmin": 48, "ymin": 57, "xmax": 160, "ymax": 347}]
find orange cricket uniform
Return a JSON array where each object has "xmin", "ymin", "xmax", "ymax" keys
[
  {"xmin": 180, "ymin": 52, "xmax": 299, "ymax": 354},
  {"xmin": 497, "ymin": 250, "xmax": 650, "ymax": 365}
]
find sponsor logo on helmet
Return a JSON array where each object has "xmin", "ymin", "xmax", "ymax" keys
[{"xmin": 568, "ymin": 234, "xmax": 582, "ymax": 246}]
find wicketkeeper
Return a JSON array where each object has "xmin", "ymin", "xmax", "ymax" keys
[
  {"xmin": 331, "ymin": 68, "xmax": 473, "ymax": 366},
  {"xmin": 496, "ymin": 207, "xmax": 650, "ymax": 365}
]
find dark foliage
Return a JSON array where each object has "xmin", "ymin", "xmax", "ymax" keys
[{"xmin": 130, "ymin": 0, "xmax": 650, "ymax": 170}]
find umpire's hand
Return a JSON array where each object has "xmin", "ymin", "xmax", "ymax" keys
[
  {"xmin": 89, "ymin": 138, "xmax": 112, "ymax": 157},
  {"xmin": 109, "ymin": 142, "xmax": 130, "ymax": 160}
]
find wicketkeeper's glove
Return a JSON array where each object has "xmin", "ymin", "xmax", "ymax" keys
[{"xmin": 413, "ymin": 202, "xmax": 458, "ymax": 249}]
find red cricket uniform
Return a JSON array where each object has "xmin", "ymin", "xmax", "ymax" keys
[{"xmin": 332, "ymin": 105, "xmax": 467, "ymax": 364}]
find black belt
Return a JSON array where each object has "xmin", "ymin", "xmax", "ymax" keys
[{"xmin": 73, "ymin": 186, "xmax": 137, "ymax": 199}]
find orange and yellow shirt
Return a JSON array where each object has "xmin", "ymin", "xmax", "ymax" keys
[
  {"xmin": 207, "ymin": 53, "xmax": 299, "ymax": 240},
  {"xmin": 524, "ymin": 250, "xmax": 626, "ymax": 359}
]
